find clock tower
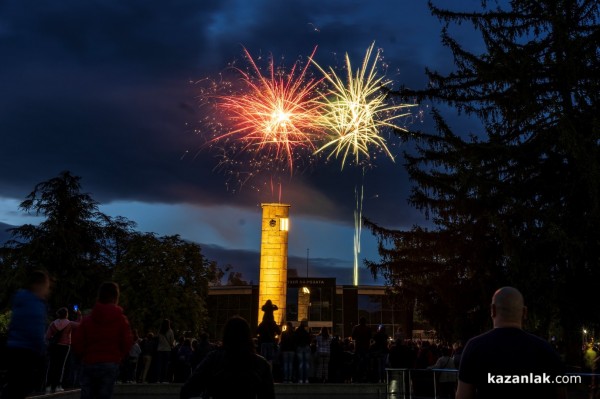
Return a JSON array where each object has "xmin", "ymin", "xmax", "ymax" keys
[{"xmin": 258, "ymin": 203, "xmax": 290, "ymax": 326}]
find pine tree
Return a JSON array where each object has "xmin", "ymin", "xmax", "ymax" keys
[
  {"xmin": 1, "ymin": 171, "xmax": 219, "ymax": 334},
  {"xmin": 366, "ymin": 0, "xmax": 600, "ymax": 354},
  {"xmin": 2, "ymin": 171, "xmax": 111, "ymax": 309}
]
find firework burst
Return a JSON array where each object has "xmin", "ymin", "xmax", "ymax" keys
[
  {"xmin": 311, "ymin": 42, "xmax": 417, "ymax": 285},
  {"xmin": 312, "ymin": 42, "xmax": 417, "ymax": 169},
  {"xmin": 210, "ymin": 47, "xmax": 323, "ymax": 174}
]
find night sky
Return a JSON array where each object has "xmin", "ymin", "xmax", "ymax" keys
[{"xmin": 0, "ymin": 0, "xmax": 486, "ymax": 284}]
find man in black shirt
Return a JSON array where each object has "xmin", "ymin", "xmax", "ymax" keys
[{"xmin": 456, "ymin": 287, "xmax": 566, "ymax": 399}]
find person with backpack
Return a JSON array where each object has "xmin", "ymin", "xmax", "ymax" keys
[
  {"xmin": 180, "ymin": 316, "xmax": 274, "ymax": 399},
  {"xmin": 44, "ymin": 307, "xmax": 81, "ymax": 393}
]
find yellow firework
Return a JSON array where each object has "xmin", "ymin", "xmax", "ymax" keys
[{"xmin": 312, "ymin": 42, "xmax": 416, "ymax": 169}]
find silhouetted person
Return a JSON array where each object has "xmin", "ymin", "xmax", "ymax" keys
[
  {"xmin": 256, "ymin": 300, "xmax": 281, "ymax": 363},
  {"xmin": 279, "ymin": 322, "xmax": 296, "ymax": 383},
  {"xmin": 191, "ymin": 332, "xmax": 215, "ymax": 370},
  {"xmin": 294, "ymin": 320, "xmax": 311, "ymax": 384},
  {"xmin": 388, "ymin": 337, "xmax": 415, "ymax": 394},
  {"xmin": 328, "ymin": 336, "xmax": 345, "ymax": 383},
  {"xmin": 156, "ymin": 319, "xmax": 175, "ymax": 383},
  {"xmin": 456, "ymin": 287, "xmax": 566, "ymax": 399},
  {"xmin": 413, "ymin": 341, "xmax": 435, "ymax": 395},
  {"xmin": 428, "ymin": 347, "xmax": 456, "ymax": 399},
  {"xmin": 138, "ymin": 332, "xmax": 155, "ymax": 383},
  {"xmin": 174, "ymin": 339, "xmax": 194, "ymax": 382},
  {"xmin": 180, "ymin": 316, "xmax": 274, "ymax": 399},
  {"xmin": 352, "ymin": 317, "xmax": 372, "ymax": 382},
  {"xmin": 73, "ymin": 282, "xmax": 133, "ymax": 399},
  {"xmin": 372, "ymin": 325, "xmax": 389, "ymax": 383},
  {"xmin": 1, "ymin": 270, "xmax": 50, "ymax": 399},
  {"xmin": 452, "ymin": 341, "xmax": 463, "ymax": 369},
  {"xmin": 261, "ymin": 299, "xmax": 278, "ymax": 320},
  {"xmin": 315, "ymin": 327, "xmax": 331, "ymax": 382}
]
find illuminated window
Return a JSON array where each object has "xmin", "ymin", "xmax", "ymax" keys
[{"xmin": 280, "ymin": 218, "xmax": 289, "ymax": 231}]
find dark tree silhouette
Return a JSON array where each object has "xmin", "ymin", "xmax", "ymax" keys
[
  {"xmin": 0, "ymin": 171, "xmax": 218, "ymax": 335},
  {"xmin": 366, "ymin": 0, "xmax": 600, "ymax": 359},
  {"xmin": 114, "ymin": 233, "xmax": 216, "ymax": 334},
  {"xmin": 1, "ymin": 171, "xmax": 112, "ymax": 309}
]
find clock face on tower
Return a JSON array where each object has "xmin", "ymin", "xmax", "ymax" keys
[{"xmin": 269, "ymin": 219, "xmax": 277, "ymax": 228}]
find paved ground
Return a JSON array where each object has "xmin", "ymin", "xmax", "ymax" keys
[
  {"xmin": 31, "ymin": 383, "xmax": 387, "ymax": 399},
  {"xmin": 29, "ymin": 382, "xmax": 592, "ymax": 399}
]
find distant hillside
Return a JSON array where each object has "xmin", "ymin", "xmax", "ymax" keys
[
  {"xmin": 0, "ymin": 224, "xmax": 381, "ymax": 285},
  {"xmin": 0, "ymin": 222, "xmax": 14, "ymax": 245}
]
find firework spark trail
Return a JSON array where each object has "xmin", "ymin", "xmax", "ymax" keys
[
  {"xmin": 313, "ymin": 42, "xmax": 417, "ymax": 285},
  {"xmin": 353, "ymin": 179, "xmax": 364, "ymax": 286},
  {"xmin": 210, "ymin": 47, "xmax": 324, "ymax": 174},
  {"xmin": 312, "ymin": 42, "xmax": 417, "ymax": 169}
]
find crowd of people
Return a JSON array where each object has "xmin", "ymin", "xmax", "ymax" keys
[
  {"xmin": 0, "ymin": 270, "xmax": 461, "ymax": 399},
  {"xmin": 0, "ymin": 272, "xmax": 219, "ymax": 398},
  {"xmin": 253, "ymin": 316, "xmax": 463, "ymax": 387},
  {"xmin": 0, "ymin": 274, "xmax": 573, "ymax": 399},
  {"xmin": 1, "ymin": 273, "xmax": 133, "ymax": 399}
]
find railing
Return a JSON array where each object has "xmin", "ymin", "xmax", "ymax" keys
[
  {"xmin": 386, "ymin": 368, "xmax": 598, "ymax": 399},
  {"xmin": 386, "ymin": 368, "xmax": 458, "ymax": 399}
]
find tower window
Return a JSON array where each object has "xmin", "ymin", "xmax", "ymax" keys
[{"xmin": 280, "ymin": 218, "xmax": 289, "ymax": 231}]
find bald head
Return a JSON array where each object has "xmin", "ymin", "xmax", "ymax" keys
[{"xmin": 491, "ymin": 287, "xmax": 526, "ymax": 328}]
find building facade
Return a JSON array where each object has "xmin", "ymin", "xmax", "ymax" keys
[{"xmin": 206, "ymin": 277, "xmax": 413, "ymax": 340}]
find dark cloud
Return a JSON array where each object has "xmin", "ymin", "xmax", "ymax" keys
[{"xmin": 0, "ymin": 0, "xmax": 483, "ymax": 229}]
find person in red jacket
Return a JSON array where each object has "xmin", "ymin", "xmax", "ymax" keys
[{"xmin": 72, "ymin": 282, "xmax": 133, "ymax": 399}]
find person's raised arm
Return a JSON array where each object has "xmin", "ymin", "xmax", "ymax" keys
[{"xmin": 70, "ymin": 309, "xmax": 82, "ymax": 327}]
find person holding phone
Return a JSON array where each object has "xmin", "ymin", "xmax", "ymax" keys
[{"xmin": 45, "ymin": 306, "xmax": 82, "ymax": 393}]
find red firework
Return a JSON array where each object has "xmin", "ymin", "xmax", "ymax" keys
[{"xmin": 212, "ymin": 47, "xmax": 323, "ymax": 173}]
